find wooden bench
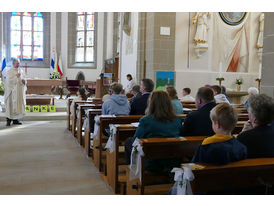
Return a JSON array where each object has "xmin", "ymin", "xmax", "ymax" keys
[
  {"xmin": 71, "ymin": 101, "xmax": 102, "ymax": 137},
  {"xmin": 84, "ymin": 109, "xmax": 102, "ymax": 157},
  {"xmin": 93, "ymin": 115, "xmax": 144, "ymax": 173},
  {"xmin": 76, "ymin": 105, "xmax": 102, "ymax": 145},
  {"xmin": 67, "ymin": 98, "xmax": 74, "ymax": 131},
  {"xmin": 93, "ymin": 114, "xmax": 186, "ymax": 173},
  {"xmin": 106, "ymin": 124, "xmax": 137, "ymax": 194},
  {"xmin": 187, "ymin": 158, "xmax": 274, "ymax": 194},
  {"xmin": 125, "ymin": 136, "xmax": 206, "ymax": 195}
]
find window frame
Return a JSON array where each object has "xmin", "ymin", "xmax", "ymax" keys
[
  {"xmin": 5, "ymin": 12, "xmax": 50, "ymax": 68},
  {"xmin": 68, "ymin": 12, "xmax": 97, "ymax": 69}
]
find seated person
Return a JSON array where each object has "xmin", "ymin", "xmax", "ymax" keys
[
  {"xmin": 211, "ymin": 85, "xmax": 230, "ymax": 104},
  {"xmin": 166, "ymin": 86, "xmax": 183, "ymax": 114},
  {"xmin": 180, "ymin": 87, "xmax": 195, "ymax": 102},
  {"xmin": 102, "ymin": 86, "xmax": 111, "ymax": 102},
  {"xmin": 181, "ymin": 87, "xmax": 217, "ymax": 136},
  {"xmin": 220, "ymin": 85, "xmax": 230, "ymax": 103},
  {"xmin": 192, "ymin": 103, "xmax": 247, "ymax": 165},
  {"xmin": 129, "ymin": 85, "xmax": 142, "ymax": 105},
  {"xmin": 125, "ymin": 91, "xmax": 182, "ymax": 170},
  {"xmin": 130, "ymin": 78, "xmax": 154, "ymax": 115},
  {"xmin": 244, "ymin": 87, "xmax": 259, "ymax": 108},
  {"xmin": 102, "ymin": 82, "xmax": 130, "ymax": 116},
  {"xmin": 70, "ymin": 88, "xmax": 87, "ymax": 116},
  {"xmin": 237, "ymin": 94, "xmax": 274, "ymax": 158}
]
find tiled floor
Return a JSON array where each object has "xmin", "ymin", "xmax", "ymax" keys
[{"xmin": 0, "ymin": 120, "xmax": 113, "ymax": 195}]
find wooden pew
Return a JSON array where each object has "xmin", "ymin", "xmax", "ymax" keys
[
  {"xmin": 106, "ymin": 124, "xmax": 137, "ymax": 194},
  {"xmin": 93, "ymin": 115, "xmax": 144, "ymax": 173},
  {"xmin": 187, "ymin": 158, "xmax": 274, "ymax": 194},
  {"xmin": 106, "ymin": 118, "xmax": 247, "ymax": 194},
  {"xmin": 125, "ymin": 136, "xmax": 206, "ymax": 195},
  {"xmin": 84, "ymin": 109, "xmax": 102, "ymax": 157},
  {"xmin": 66, "ymin": 98, "xmax": 74, "ymax": 131},
  {"xmin": 76, "ymin": 104, "xmax": 102, "ymax": 145},
  {"xmin": 94, "ymin": 114, "xmax": 186, "ymax": 173},
  {"xmin": 71, "ymin": 101, "xmax": 102, "ymax": 137}
]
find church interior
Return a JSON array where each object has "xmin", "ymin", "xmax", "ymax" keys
[{"xmin": 0, "ymin": 8, "xmax": 274, "ymax": 200}]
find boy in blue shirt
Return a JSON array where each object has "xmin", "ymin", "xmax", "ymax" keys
[{"xmin": 192, "ymin": 103, "xmax": 247, "ymax": 165}]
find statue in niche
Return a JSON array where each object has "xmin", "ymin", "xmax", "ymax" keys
[
  {"xmin": 123, "ymin": 12, "xmax": 131, "ymax": 36},
  {"xmin": 257, "ymin": 13, "xmax": 264, "ymax": 63},
  {"xmin": 192, "ymin": 12, "xmax": 211, "ymax": 57}
]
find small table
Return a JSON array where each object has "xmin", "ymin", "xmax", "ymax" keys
[{"xmin": 26, "ymin": 95, "xmax": 55, "ymax": 105}]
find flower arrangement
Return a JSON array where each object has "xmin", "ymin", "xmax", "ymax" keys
[
  {"xmin": 235, "ymin": 78, "xmax": 243, "ymax": 85},
  {"xmin": 50, "ymin": 71, "xmax": 61, "ymax": 80},
  {"xmin": 0, "ymin": 79, "xmax": 4, "ymax": 95}
]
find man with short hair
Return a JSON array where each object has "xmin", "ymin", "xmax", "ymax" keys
[
  {"xmin": 102, "ymin": 82, "xmax": 130, "ymax": 115},
  {"xmin": 130, "ymin": 78, "xmax": 154, "ymax": 115},
  {"xmin": 180, "ymin": 87, "xmax": 217, "ymax": 136},
  {"xmin": 4, "ymin": 58, "xmax": 26, "ymax": 126},
  {"xmin": 211, "ymin": 85, "xmax": 230, "ymax": 104},
  {"xmin": 129, "ymin": 85, "xmax": 142, "ymax": 105}
]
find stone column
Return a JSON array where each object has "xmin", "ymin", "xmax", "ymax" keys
[
  {"xmin": 144, "ymin": 12, "xmax": 176, "ymax": 81},
  {"xmin": 261, "ymin": 12, "xmax": 274, "ymax": 98}
]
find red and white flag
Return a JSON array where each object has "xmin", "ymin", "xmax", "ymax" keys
[{"xmin": 57, "ymin": 55, "xmax": 63, "ymax": 76}]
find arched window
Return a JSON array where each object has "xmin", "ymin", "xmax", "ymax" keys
[
  {"xmin": 75, "ymin": 12, "xmax": 95, "ymax": 63},
  {"xmin": 10, "ymin": 12, "xmax": 44, "ymax": 61}
]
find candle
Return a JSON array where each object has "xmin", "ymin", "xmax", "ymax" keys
[
  {"xmin": 219, "ymin": 62, "xmax": 222, "ymax": 78},
  {"xmin": 259, "ymin": 64, "xmax": 262, "ymax": 79}
]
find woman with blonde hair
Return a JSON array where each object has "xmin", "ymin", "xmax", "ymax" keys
[
  {"xmin": 166, "ymin": 87, "xmax": 183, "ymax": 114},
  {"xmin": 125, "ymin": 91, "xmax": 182, "ymax": 171}
]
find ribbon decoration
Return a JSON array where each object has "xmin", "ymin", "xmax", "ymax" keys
[
  {"xmin": 82, "ymin": 109, "xmax": 90, "ymax": 130},
  {"xmin": 171, "ymin": 167, "xmax": 194, "ymax": 195},
  {"xmin": 105, "ymin": 124, "xmax": 120, "ymax": 153},
  {"xmin": 130, "ymin": 138, "xmax": 144, "ymax": 181},
  {"xmin": 91, "ymin": 115, "xmax": 100, "ymax": 140}
]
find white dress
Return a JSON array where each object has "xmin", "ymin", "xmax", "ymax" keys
[
  {"xmin": 4, "ymin": 67, "xmax": 26, "ymax": 119},
  {"xmin": 125, "ymin": 79, "xmax": 136, "ymax": 94}
]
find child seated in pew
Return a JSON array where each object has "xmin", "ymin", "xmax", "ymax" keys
[
  {"xmin": 192, "ymin": 103, "xmax": 247, "ymax": 165},
  {"xmin": 70, "ymin": 88, "xmax": 88, "ymax": 116},
  {"xmin": 125, "ymin": 91, "xmax": 182, "ymax": 173}
]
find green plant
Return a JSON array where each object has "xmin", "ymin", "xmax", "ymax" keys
[
  {"xmin": 50, "ymin": 71, "xmax": 61, "ymax": 80},
  {"xmin": 235, "ymin": 78, "xmax": 243, "ymax": 85}
]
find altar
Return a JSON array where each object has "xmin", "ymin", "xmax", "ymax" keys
[
  {"xmin": 226, "ymin": 91, "xmax": 249, "ymax": 104},
  {"xmin": 26, "ymin": 79, "xmax": 63, "ymax": 95}
]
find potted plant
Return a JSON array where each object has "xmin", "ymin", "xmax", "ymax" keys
[{"xmin": 235, "ymin": 77, "xmax": 243, "ymax": 91}]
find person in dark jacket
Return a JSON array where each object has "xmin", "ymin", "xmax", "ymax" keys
[
  {"xmin": 237, "ymin": 94, "xmax": 274, "ymax": 158},
  {"xmin": 180, "ymin": 87, "xmax": 217, "ymax": 136},
  {"xmin": 192, "ymin": 103, "xmax": 247, "ymax": 165},
  {"xmin": 130, "ymin": 78, "xmax": 154, "ymax": 115},
  {"xmin": 129, "ymin": 85, "xmax": 142, "ymax": 105}
]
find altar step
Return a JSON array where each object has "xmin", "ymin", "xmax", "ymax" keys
[{"xmin": 0, "ymin": 112, "xmax": 67, "ymax": 122}]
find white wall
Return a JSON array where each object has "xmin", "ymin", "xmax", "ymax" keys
[
  {"xmin": 175, "ymin": 12, "xmax": 262, "ymax": 98},
  {"xmin": 119, "ymin": 12, "xmax": 139, "ymax": 89}
]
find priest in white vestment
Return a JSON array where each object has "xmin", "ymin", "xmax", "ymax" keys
[{"xmin": 4, "ymin": 59, "xmax": 26, "ymax": 126}]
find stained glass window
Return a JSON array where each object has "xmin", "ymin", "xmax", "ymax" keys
[
  {"xmin": 75, "ymin": 12, "xmax": 95, "ymax": 63},
  {"xmin": 10, "ymin": 12, "xmax": 44, "ymax": 61}
]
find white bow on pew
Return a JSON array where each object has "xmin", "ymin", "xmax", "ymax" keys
[
  {"xmin": 171, "ymin": 167, "xmax": 194, "ymax": 195},
  {"xmin": 130, "ymin": 138, "xmax": 144, "ymax": 181},
  {"xmin": 105, "ymin": 124, "xmax": 120, "ymax": 153}
]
